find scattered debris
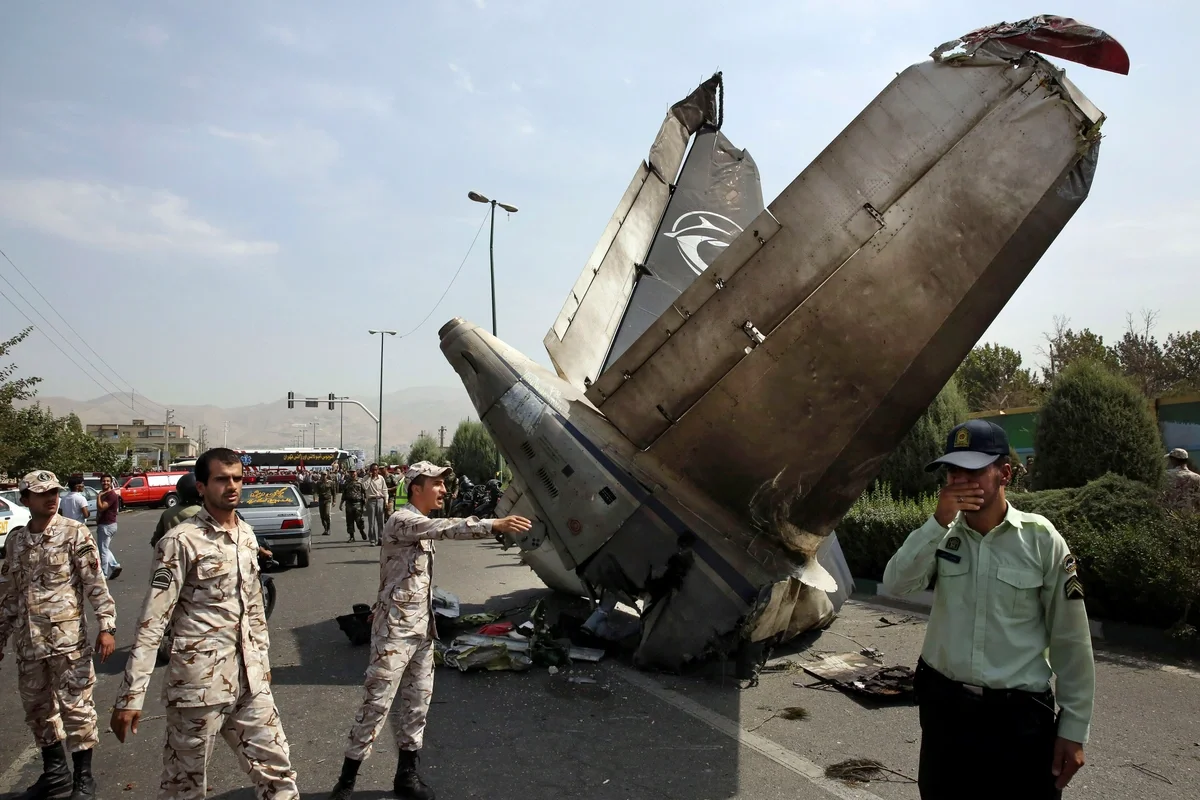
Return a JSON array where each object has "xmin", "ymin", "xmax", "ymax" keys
[
  {"xmin": 1127, "ymin": 762, "xmax": 1173, "ymax": 785},
  {"xmin": 569, "ymin": 676, "xmax": 598, "ymax": 685},
  {"xmin": 748, "ymin": 706, "xmax": 809, "ymax": 732},
  {"xmin": 825, "ymin": 758, "xmax": 915, "ymax": 785},
  {"xmin": 859, "ymin": 647, "xmax": 883, "ymax": 660},
  {"xmin": 801, "ymin": 653, "xmax": 915, "ymax": 701},
  {"xmin": 478, "ymin": 621, "xmax": 516, "ymax": 636},
  {"xmin": 432, "ymin": 587, "xmax": 461, "ymax": 619},
  {"xmin": 453, "ymin": 633, "xmax": 605, "ymax": 663},
  {"xmin": 459, "ymin": 612, "xmax": 501, "ymax": 627},
  {"xmin": 442, "ymin": 641, "xmax": 532, "ymax": 673},
  {"xmin": 876, "ymin": 616, "xmax": 919, "ymax": 627},
  {"xmin": 123, "ymin": 783, "xmax": 137, "ymax": 791},
  {"xmin": 335, "ymin": 605, "xmax": 372, "ymax": 646},
  {"xmin": 548, "ymin": 666, "xmax": 559, "ymax": 675}
]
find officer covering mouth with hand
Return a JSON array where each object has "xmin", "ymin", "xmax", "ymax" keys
[{"xmin": 882, "ymin": 420, "xmax": 1094, "ymax": 800}]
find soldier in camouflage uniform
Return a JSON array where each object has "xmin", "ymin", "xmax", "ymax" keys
[
  {"xmin": 0, "ymin": 470, "xmax": 116, "ymax": 800},
  {"xmin": 111, "ymin": 448, "xmax": 299, "ymax": 800},
  {"xmin": 328, "ymin": 461, "xmax": 531, "ymax": 800},
  {"xmin": 339, "ymin": 470, "xmax": 367, "ymax": 542},
  {"xmin": 317, "ymin": 472, "xmax": 335, "ymax": 535},
  {"xmin": 1165, "ymin": 448, "xmax": 1200, "ymax": 513}
]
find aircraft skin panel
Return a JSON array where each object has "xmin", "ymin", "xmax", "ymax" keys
[
  {"xmin": 545, "ymin": 78, "xmax": 722, "ymax": 390},
  {"xmin": 649, "ymin": 60, "xmax": 1097, "ymax": 526},
  {"xmin": 588, "ymin": 59, "xmax": 1033, "ymax": 425},
  {"xmin": 550, "ymin": 162, "xmax": 651, "ymax": 344}
]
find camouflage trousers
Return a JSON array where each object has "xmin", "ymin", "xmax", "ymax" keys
[
  {"xmin": 18, "ymin": 650, "xmax": 98, "ymax": 752},
  {"xmin": 161, "ymin": 683, "xmax": 298, "ymax": 800},
  {"xmin": 318, "ymin": 498, "xmax": 332, "ymax": 531},
  {"xmin": 345, "ymin": 503, "xmax": 366, "ymax": 539},
  {"xmin": 345, "ymin": 635, "xmax": 434, "ymax": 760}
]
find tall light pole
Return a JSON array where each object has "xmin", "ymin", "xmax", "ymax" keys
[
  {"xmin": 368, "ymin": 330, "xmax": 397, "ymax": 463},
  {"xmin": 292, "ymin": 423, "xmax": 308, "ymax": 448},
  {"xmin": 310, "ymin": 420, "xmax": 320, "ymax": 448},
  {"xmin": 467, "ymin": 191, "xmax": 518, "ymax": 336},
  {"xmin": 338, "ymin": 397, "xmax": 348, "ymax": 449}
]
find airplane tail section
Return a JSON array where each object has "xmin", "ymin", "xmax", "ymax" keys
[{"xmin": 545, "ymin": 74, "xmax": 762, "ymax": 391}]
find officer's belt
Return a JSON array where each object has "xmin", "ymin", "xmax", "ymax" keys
[{"xmin": 916, "ymin": 658, "xmax": 1054, "ymax": 706}]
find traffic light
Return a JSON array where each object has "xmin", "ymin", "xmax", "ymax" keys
[
  {"xmin": 287, "ymin": 391, "xmax": 295, "ymax": 409},
  {"xmin": 328, "ymin": 393, "xmax": 336, "ymax": 410}
]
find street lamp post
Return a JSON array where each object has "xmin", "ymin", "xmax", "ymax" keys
[
  {"xmin": 368, "ymin": 330, "xmax": 397, "ymax": 463},
  {"xmin": 467, "ymin": 191, "xmax": 518, "ymax": 336}
]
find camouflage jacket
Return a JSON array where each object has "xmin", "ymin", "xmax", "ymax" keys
[
  {"xmin": 1165, "ymin": 467, "xmax": 1200, "ymax": 513},
  {"xmin": 316, "ymin": 476, "xmax": 334, "ymax": 501},
  {"xmin": 374, "ymin": 504, "xmax": 493, "ymax": 640},
  {"xmin": 116, "ymin": 507, "xmax": 270, "ymax": 711},
  {"xmin": 341, "ymin": 479, "xmax": 366, "ymax": 505},
  {"xmin": 0, "ymin": 515, "xmax": 116, "ymax": 661}
]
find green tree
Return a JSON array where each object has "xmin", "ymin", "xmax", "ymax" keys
[
  {"xmin": 1032, "ymin": 360, "xmax": 1164, "ymax": 490},
  {"xmin": 1038, "ymin": 316, "xmax": 1119, "ymax": 384},
  {"xmin": 1164, "ymin": 330, "xmax": 1200, "ymax": 394},
  {"xmin": 1113, "ymin": 311, "xmax": 1173, "ymax": 398},
  {"xmin": 954, "ymin": 343, "xmax": 1043, "ymax": 412},
  {"xmin": 444, "ymin": 420, "xmax": 502, "ymax": 484},
  {"xmin": 874, "ymin": 376, "xmax": 970, "ymax": 499},
  {"xmin": 0, "ymin": 327, "xmax": 41, "ymax": 405},
  {"xmin": 406, "ymin": 432, "xmax": 443, "ymax": 465}
]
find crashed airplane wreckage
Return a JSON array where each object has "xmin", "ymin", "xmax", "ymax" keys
[{"xmin": 439, "ymin": 16, "xmax": 1129, "ymax": 670}]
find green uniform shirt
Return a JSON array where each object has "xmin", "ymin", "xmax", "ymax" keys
[{"xmin": 882, "ymin": 503, "xmax": 1094, "ymax": 743}]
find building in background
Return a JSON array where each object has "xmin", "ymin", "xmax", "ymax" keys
[{"xmin": 86, "ymin": 418, "xmax": 199, "ymax": 468}]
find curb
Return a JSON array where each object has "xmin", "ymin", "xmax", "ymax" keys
[{"xmin": 851, "ymin": 579, "xmax": 1200, "ymax": 660}]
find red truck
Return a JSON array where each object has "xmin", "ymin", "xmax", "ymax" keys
[{"xmin": 115, "ymin": 471, "xmax": 190, "ymax": 508}]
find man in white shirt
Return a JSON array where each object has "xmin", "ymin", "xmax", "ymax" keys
[
  {"xmin": 59, "ymin": 479, "xmax": 90, "ymax": 524},
  {"xmin": 363, "ymin": 463, "xmax": 389, "ymax": 546}
]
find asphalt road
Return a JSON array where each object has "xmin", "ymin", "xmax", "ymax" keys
[{"xmin": 2, "ymin": 505, "xmax": 1199, "ymax": 799}]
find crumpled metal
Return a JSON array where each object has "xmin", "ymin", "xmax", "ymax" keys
[{"xmin": 931, "ymin": 15, "xmax": 1130, "ymax": 75}]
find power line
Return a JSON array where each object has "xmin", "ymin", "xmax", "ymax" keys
[
  {"xmin": 0, "ymin": 246, "xmax": 167, "ymax": 414},
  {"xmin": 396, "ymin": 210, "xmax": 490, "ymax": 340},
  {"xmin": 0, "ymin": 287, "xmax": 121, "ymax": 400}
]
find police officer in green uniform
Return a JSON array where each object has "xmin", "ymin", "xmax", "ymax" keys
[
  {"xmin": 316, "ymin": 472, "xmax": 334, "ymax": 535},
  {"xmin": 883, "ymin": 420, "xmax": 1093, "ymax": 799}
]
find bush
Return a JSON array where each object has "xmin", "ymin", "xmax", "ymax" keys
[
  {"xmin": 874, "ymin": 377, "xmax": 969, "ymax": 499},
  {"xmin": 841, "ymin": 471, "xmax": 1198, "ymax": 631},
  {"xmin": 1032, "ymin": 360, "xmax": 1165, "ymax": 490},
  {"xmin": 1012, "ymin": 473, "xmax": 1166, "ymax": 534},
  {"xmin": 837, "ymin": 483, "xmax": 938, "ymax": 581}
]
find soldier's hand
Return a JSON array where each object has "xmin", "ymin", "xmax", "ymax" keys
[
  {"xmin": 493, "ymin": 515, "xmax": 533, "ymax": 535},
  {"xmin": 111, "ymin": 709, "xmax": 140, "ymax": 743},
  {"xmin": 96, "ymin": 632, "xmax": 116, "ymax": 662},
  {"xmin": 265, "ymin": 671, "xmax": 272, "ymax": 684},
  {"xmin": 1052, "ymin": 737, "xmax": 1085, "ymax": 789},
  {"xmin": 933, "ymin": 479, "xmax": 984, "ymax": 527}
]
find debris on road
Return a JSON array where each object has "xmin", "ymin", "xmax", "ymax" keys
[
  {"xmin": 748, "ymin": 706, "xmax": 808, "ymax": 732},
  {"xmin": 825, "ymin": 758, "xmax": 915, "ymax": 785},
  {"xmin": 876, "ymin": 616, "xmax": 920, "ymax": 627},
  {"xmin": 441, "ymin": 640, "xmax": 533, "ymax": 673},
  {"xmin": 459, "ymin": 612, "xmax": 501, "ymax": 626},
  {"xmin": 433, "ymin": 587, "xmax": 461, "ymax": 619},
  {"xmin": 801, "ymin": 653, "xmax": 915, "ymax": 701},
  {"xmin": 335, "ymin": 604, "xmax": 372, "ymax": 646},
  {"xmin": 1127, "ymin": 762, "xmax": 1173, "ymax": 785}
]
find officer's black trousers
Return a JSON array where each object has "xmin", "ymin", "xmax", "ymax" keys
[{"xmin": 914, "ymin": 659, "xmax": 1061, "ymax": 800}]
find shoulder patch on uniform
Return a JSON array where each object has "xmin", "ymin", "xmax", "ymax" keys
[
  {"xmin": 945, "ymin": 536, "xmax": 961, "ymax": 552},
  {"xmin": 151, "ymin": 567, "xmax": 173, "ymax": 590},
  {"xmin": 1063, "ymin": 554, "xmax": 1077, "ymax": 575},
  {"xmin": 76, "ymin": 543, "xmax": 96, "ymax": 559},
  {"xmin": 1064, "ymin": 575, "xmax": 1084, "ymax": 600}
]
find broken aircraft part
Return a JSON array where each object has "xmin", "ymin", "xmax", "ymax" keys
[{"xmin": 442, "ymin": 16, "xmax": 1127, "ymax": 670}]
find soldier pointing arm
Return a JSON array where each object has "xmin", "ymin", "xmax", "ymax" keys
[{"xmin": 329, "ymin": 461, "xmax": 530, "ymax": 800}]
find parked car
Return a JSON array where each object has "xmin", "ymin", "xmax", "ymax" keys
[
  {"xmin": 58, "ymin": 486, "xmax": 99, "ymax": 524},
  {"xmin": 116, "ymin": 471, "xmax": 189, "ymax": 508},
  {"xmin": 0, "ymin": 495, "xmax": 32, "ymax": 558},
  {"xmin": 237, "ymin": 484, "xmax": 317, "ymax": 568}
]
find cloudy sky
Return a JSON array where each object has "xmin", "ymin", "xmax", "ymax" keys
[{"xmin": 0, "ymin": 0, "xmax": 1191, "ymax": 412}]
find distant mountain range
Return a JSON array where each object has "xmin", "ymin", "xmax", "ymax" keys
[{"xmin": 16, "ymin": 386, "xmax": 478, "ymax": 456}]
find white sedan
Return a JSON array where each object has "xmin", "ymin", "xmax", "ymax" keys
[{"xmin": 0, "ymin": 494, "xmax": 33, "ymax": 557}]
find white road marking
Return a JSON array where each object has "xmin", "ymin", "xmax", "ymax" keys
[
  {"xmin": 615, "ymin": 665, "xmax": 887, "ymax": 800},
  {"xmin": 0, "ymin": 743, "xmax": 38, "ymax": 794}
]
